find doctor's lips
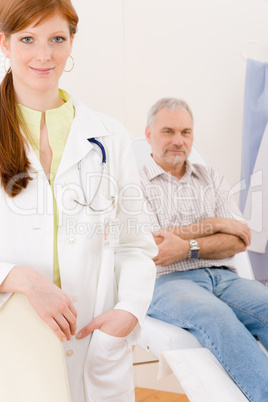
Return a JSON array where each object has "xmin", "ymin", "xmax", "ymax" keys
[{"xmin": 29, "ymin": 66, "xmax": 55, "ymax": 75}]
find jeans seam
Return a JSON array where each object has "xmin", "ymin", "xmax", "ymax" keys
[
  {"xmin": 149, "ymin": 304, "xmax": 255, "ymax": 401},
  {"xmin": 221, "ymin": 297, "xmax": 268, "ymax": 328},
  {"xmin": 205, "ymin": 268, "xmax": 215, "ymax": 286}
]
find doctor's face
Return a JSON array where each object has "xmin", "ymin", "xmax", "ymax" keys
[
  {"xmin": 0, "ymin": 12, "xmax": 73, "ymax": 99},
  {"xmin": 145, "ymin": 107, "xmax": 194, "ymax": 171}
]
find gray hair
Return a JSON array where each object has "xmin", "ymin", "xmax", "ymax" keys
[{"xmin": 147, "ymin": 97, "xmax": 194, "ymax": 127}]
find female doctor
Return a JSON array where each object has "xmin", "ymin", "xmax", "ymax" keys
[{"xmin": 0, "ymin": 0, "xmax": 157, "ymax": 400}]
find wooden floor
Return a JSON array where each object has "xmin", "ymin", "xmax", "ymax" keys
[{"xmin": 135, "ymin": 388, "xmax": 189, "ymax": 401}]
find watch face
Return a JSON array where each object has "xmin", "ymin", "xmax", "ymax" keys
[{"xmin": 190, "ymin": 250, "xmax": 199, "ymax": 259}]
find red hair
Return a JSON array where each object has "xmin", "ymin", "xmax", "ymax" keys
[{"xmin": 0, "ymin": 0, "xmax": 78, "ymax": 196}]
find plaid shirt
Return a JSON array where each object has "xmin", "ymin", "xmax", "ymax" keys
[{"xmin": 139, "ymin": 156, "xmax": 244, "ymax": 278}]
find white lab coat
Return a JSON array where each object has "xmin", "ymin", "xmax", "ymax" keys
[{"xmin": 0, "ymin": 98, "xmax": 157, "ymax": 401}]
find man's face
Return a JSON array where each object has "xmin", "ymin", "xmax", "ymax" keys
[{"xmin": 145, "ymin": 107, "xmax": 194, "ymax": 171}]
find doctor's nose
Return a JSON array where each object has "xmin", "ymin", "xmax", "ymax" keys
[{"xmin": 36, "ymin": 44, "xmax": 51, "ymax": 63}]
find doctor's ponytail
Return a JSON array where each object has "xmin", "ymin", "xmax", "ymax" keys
[{"xmin": 0, "ymin": 71, "xmax": 32, "ymax": 197}]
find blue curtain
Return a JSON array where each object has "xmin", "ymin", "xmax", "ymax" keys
[{"xmin": 240, "ymin": 58, "xmax": 268, "ymax": 286}]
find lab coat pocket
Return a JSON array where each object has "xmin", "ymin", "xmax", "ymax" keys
[
  {"xmin": 95, "ymin": 328, "xmax": 126, "ymax": 351},
  {"xmin": 84, "ymin": 329, "xmax": 134, "ymax": 402}
]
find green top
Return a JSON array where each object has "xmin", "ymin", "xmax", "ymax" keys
[{"xmin": 17, "ymin": 90, "xmax": 75, "ymax": 287}]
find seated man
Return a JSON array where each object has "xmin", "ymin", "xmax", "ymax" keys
[{"xmin": 139, "ymin": 97, "xmax": 268, "ymax": 402}]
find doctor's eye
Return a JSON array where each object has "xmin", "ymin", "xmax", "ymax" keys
[
  {"xmin": 21, "ymin": 37, "xmax": 33, "ymax": 43},
  {"xmin": 53, "ymin": 36, "xmax": 66, "ymax": 43}
]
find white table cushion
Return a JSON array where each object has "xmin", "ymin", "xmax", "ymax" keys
[
  {"xmin": 137, "ymin": 316, "xmax": 202, "ymax": 359},
  {"xmin": 159, "ymin": 348, "xmax": 248, "ymax": 402}
]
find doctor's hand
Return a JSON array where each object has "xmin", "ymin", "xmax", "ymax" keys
[
  {"xmin": 5, "ymin": 266, "xmax": 78, "ymax": 342},
  {"xmin": 25, "ymin": 270, "xmax": 77, "ymax": 342},
  {"xmin": 153, "ymin": 230, "xmax": 189, "ymax": 266},
  {"xmin": 76, "ymin": 309, "xmax": 138, "ymax": 340}
]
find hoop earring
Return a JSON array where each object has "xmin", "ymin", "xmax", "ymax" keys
[
  {"xmin": 64, "ymin": 55, "xmax": 74, "ymax": 72},
  {"xmin": 4, "ymin": 57, "xmax": 11, "ymax": 74}
]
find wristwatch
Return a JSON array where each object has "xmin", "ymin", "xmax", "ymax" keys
[{"xmin": 188, "ymin": 239, "xmax": 200, "ymax": 260}]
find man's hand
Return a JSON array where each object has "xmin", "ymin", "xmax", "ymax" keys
[
  {"xmin": 153, "ymin": 230, "xmax": 189, "ymax": 266},
  {"xmin": 214, "ymin": 218, "xmax": 251, "ymax": 246},
  {"xmin": 76, "ymin": 309, "xmax": 138, "ymax": 340}
]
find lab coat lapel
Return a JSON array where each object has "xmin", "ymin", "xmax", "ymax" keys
[
  {"xmin": 55, "ymin": 100, "xmax": 110, "ymax": 179},
  {"xmin": 55, "ymin": 114, "xmax": 92, "ymax": 179}
]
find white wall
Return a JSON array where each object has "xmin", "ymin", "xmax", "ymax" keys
[
  {"xmin": 62, "ymin": 0, "xmax": 268, "ymax": 188},
  {"xmin": 60, "ymin": 0, "xmax": 126, "ymax": 123}
]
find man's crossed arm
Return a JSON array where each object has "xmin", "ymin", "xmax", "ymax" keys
[{"xmin": 153, "ymin": 217, "xmax": 251, "ymax": 266}]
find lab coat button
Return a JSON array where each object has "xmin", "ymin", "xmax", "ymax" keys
[
  {"xmin": 66, "ymin": 349, "xmax": 74, "ymax": 357},
  {"xmin": 72, "ymin": 296, "xmax": 78, "ymax": 303},
  {"xmin": 68, "ymin": 237, "xmax": 76, "ymax": 244}
]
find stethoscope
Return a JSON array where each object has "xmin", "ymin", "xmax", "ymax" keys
[{"xmin": 74, "ymin": 138, "xmax": 114, "ymax": 212}]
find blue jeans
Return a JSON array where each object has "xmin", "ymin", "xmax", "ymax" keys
[{"xmin": 147, "ymin": 268, "xmax": 268, "ymax": 402}]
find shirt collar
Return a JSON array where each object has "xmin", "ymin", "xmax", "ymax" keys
[
  {"xmin": 180, "ymin": 160, "xmax": 200, "ymax": 182},
  {"xmin": 146, "ymin": 155, "xmax": 199, "ymax": 182},
  {"xmin": 17, "ymin": 89, "xmax": 74, "ymax": 157},
  {"xmin": 145, "ymin": 154, "xmax": 167, "ymax": 180},
  {"xmin": 17, "ymin": 89, "xmax": 74, "ymax": 128}
]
